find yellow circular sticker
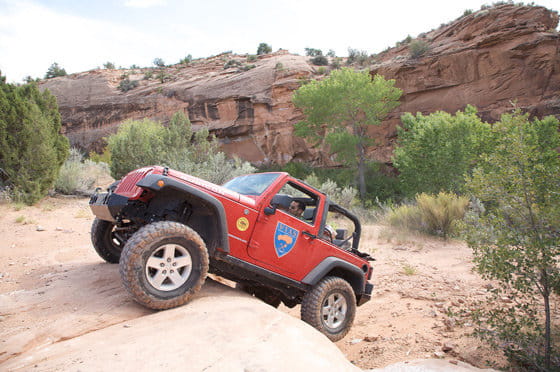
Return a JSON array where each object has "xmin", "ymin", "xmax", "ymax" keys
[{"xmin": 236, "ymin": 217, "xmax": 249, "ymax": 232}]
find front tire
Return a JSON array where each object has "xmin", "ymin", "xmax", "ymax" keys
[
  {"xmin": 119, "ymin": 221, "xmax": 209, "ymax": 310},
  {"xmin": 91, "ymin": 218, "xmax": 123, "ymax": 263},
  {"xmin": 301, "ymin": 276, "xmax": 356, "ymax": 341}
]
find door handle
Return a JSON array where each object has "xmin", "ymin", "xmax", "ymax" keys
[{"xmin": 302, "ymin": 231, "xmax": 316, "ymax": 240}]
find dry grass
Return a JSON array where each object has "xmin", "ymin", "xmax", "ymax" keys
[{"xmin": 401, "ymin": 263, "xmax": 418, "ymax": 276}]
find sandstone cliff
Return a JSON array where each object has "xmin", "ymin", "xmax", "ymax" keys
[
  {"xmin": 41, "ymin": 4, "xmax": 559, "ymax": 166},
  {"xmin": 371, "ymin": 4, "xmax": 560, "ymax": 161}
]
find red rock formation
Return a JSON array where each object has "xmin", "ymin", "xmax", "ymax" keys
[
  {"xmin": 370, "ymin": 4, "xmax": 560, "ymax": 162},
  {"xmin": 42, "ymin": 4, "xmax": 559, "ymax": 166}
]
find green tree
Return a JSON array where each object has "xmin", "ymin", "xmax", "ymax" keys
[
  {"xmin": 45, "ymin": 62, "xmax": 67, "ymax": 79},
  {"xmin": 256, "ymin": 42, "xmax": 272, "ymax": 55},
  {"xmin": 305, "ymin": 48, "xmax": 323, "ymax": 57},
  {"xmin": 0, "ymin": 74, "xmax": 69, "ymax": 204},
  {"xmin": 293, "ymin": 68, "xmax": 401, "ymax": 201},
  {"xmin": 103, "ymin": 61, "xmax": 115, "ymax": 69},
  {"xmin": 153, "ymin": 58, "xmax": 165, "ymax": 67},
  {"xmin": 393, "ymin": 106, "xmax": 491, "ymax": 196},
  {"xmin": 464, "ymin": 111, "xmax": 560, "ymax": 370},
  {"xmin": 179, "ymin": 55, "xmax": 192, "ymax": 65}
]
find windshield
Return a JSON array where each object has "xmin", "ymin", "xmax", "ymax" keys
[{"xmin": 222, "ymin": 173, "xmax": 280, "ymax": 196}]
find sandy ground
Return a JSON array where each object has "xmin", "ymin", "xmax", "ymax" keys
[{"xmin": 0, "ymin": 197, "xmax": 506, "ymax": 370}]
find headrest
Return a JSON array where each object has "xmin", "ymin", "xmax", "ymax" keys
[{"xmin": 303, "ymin": 207, "xmax": 315, "ymax": 221}]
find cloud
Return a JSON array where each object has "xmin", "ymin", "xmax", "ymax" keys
[{"xmin": 123, "ymin": 0, "xmax": 167, "ymax": 8}]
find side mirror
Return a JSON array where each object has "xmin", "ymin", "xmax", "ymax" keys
[{"xmin": 264, "ymin": 206, "xmax": 276, "ymax": 215}]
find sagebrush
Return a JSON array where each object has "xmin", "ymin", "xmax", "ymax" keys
[
  {"xmin": 107, "ymin": 112, "xmax": 255, "ymax": 184},
  {"xmin": 387, "ymin": 192, "xmax": 468, "ymax": 238},
  {"xmin": 55, "ymin": 148, "xmax": 111, "ymax": 195}
]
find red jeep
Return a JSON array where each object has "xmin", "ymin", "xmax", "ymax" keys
[{"xmin": 90, "ymin": 166, "xmax": 374, "ymax": 341}]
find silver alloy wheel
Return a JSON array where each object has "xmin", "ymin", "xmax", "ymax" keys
[
  {"xmin": 321, "ymin": 292, "xmax": 347, "ymax": 329},
  {"xmin": 145, "ymin": 244, "xmax": 192, "ymax": 291}
]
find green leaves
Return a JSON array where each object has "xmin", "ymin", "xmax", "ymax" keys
[
  {"xmin": 393, "ymin": 106, "xmax": 491, "ymax": 196},
  {"xmin": 292, "ymin": 68, "xmax": 402, "ymax": 200},
  {"xmin": 44, "ymin": 62, "xmax": 67, "ymax": 79},
  {"xmin": 0, "ymin": 80, "xmax": 69, "ymax": 204},
  {"xmin": 464, "ymin": 110, "xmax": 560, "ymax": 370},
  {"xmin": 107, "ymin": 112, "xmax": 253, "ymax": 184}
]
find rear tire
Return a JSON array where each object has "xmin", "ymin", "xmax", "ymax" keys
[
  {"xmin": 119, "ymin": 221, "xmax": 209, "ymax": 310},
  {"xmin": 91, "ymin": 218, "xmax": 123, "ymax": 263},
  {"xmin": 301, "ymin": 276, "xmax": 356, "ymax": 341}
]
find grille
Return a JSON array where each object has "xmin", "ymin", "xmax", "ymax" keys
[{"xmin": 114, "ymin": 167, "xmax": 154, "ymax": 198}]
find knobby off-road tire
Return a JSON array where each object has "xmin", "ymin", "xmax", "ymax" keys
[
  {"xmin": 301, "ymin": 276, "xmax": 356, "ymax": 342},
  {"xmin": 91, "ymin": 218, "xmax": 123, "ymax": 263},
  {"xmin": 119, "ymin": 221, "xmax": 209, "ymax": 310},
  {"xmin": 236, "ymin": 283, "xmax": 281, "ymax": 308}
]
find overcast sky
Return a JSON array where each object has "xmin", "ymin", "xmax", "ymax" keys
[{"xmin": 1, "ymin": 0, "xmax": 558, "ymax": 83}]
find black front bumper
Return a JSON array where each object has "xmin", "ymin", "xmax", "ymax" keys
[{"xmin": 89, "ymin": 192, "xmax": 129, "ymax": 222}]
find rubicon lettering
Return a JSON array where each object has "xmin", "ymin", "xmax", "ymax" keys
[{"xmin": 274, "ymin": 222, "xmax": 299, "ymax": 258}]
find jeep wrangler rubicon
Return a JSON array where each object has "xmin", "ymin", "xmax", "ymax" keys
[{"xmin": 90, "ymin": 166, "xmax": 374, "ymax": 341}]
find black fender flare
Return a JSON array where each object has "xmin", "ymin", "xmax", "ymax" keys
[
  {"xmin": 302, "ymin": 257, "xmax": 365, "ymax": 296},
  {"xmin": 136, "ymin": 174, "xmax": 230, "ymax": 254}
]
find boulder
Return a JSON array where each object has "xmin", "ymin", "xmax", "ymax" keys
[{"xmin": 1, "ymin": 279, "xmax": 359, "ymax": 371}]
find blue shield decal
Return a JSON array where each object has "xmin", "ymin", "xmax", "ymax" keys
[{"xmin": 274, "ymin": 222, "xmax": 299, "ymax": 258}]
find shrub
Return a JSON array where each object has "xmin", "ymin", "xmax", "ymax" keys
[
  {"xmin": 387, "ymin": 203, "xmax": 421, "ymax": 231},
  {"xmin": 155, "ymin": 70, "xmax": 170, "ymax": 83},
  {"xmin": 246, "ymin": 55, "xmax": 257, "ymax": 62},
  {"xmin": 305, "ymin": 48, "xmax": 323, "ymax": 57},
  {"xmin": 103, "ymin": 62, "xmax": 115, "ymax": 69},
  {"xmin": 387, "ymin": 192, "xmax": 469, "ymax": 238},
  {"xmin": 303, "ymin": 175, "xmax": 358, "ymax": 210},
  {"xmin": 310, "ymin": 56, "xmax": 328, "ymax": 66},
  {"xmin": 224, "ymin": 60, "xmax": 242, "ymax": 69},
  {"xmin": 462, "ymin": 9, "xmax": 473, "ymax": 16},
  {"xmin": 326, "ymin": 49, "xmax": 336, "ymax": 57},
  {"xmin": 55, "ymin": 148, "xmax": 111, "ymax": 195},
  {"xmin": 346, "ymin": 48, "xmax": 369, "ymax": 66},
  {"xmin": 316, "ymin": 66, "xmax": 327, "ymax": 75},
  {"xmin": 393, "ymin": 105, "xmax": 492, "ymax": 197},
  {"xmin": 143, "ymin": 71, "xmax": 153, "ymax": 80},
  {"xmin": 330, "ymin": 58, "xmax": 342, "ymax": 69},
  {"xmin": 179, "ymin": 55, "xmax": 192, "ymax": 65},
  {"xmin": 171, "ymin": 152, "xmax": 256, "ymax": 185},
  {"xmin": 0, "ymin": 187, "xmax": 11, "ymax": 204},
  {"xmin": 396, "ymin": 35, "xmax": 412, "ymax": 47},
  {"xmin": 107, "ymin": 112, "xmax": 254, "ymax": 182},
  {"xmin": 409, "ymin": 39, "xmax": 430, "ymax": 58},
  {"xmin": 0, "ymin": 75, "xmax": 69, "ymax": 204},
  {"xmin": 240, "ymin": 64, "xmax": 256, "ymax": 71},
  {"xmin": 89, "ymin": 146, "xmax": 112, "ymax": 165},
  {"xmin": 118, "ymin": 78, "xmax": 139, "ymax": 92},
  {"xmin": 257, "ymin": 43, "xmax": 272, "ymax": 55},
  {"xmin": 416, "ymin": 192, "xmax": 469, "ymax": 238},
  {"xmin": 45, "ymin": 62, "xmax": 67, "ymax": 79},
  {"xmin": 153, "ymin": 58, "xmax": 165, "ymax": 67},
  {"xmin": 275, "ymin": 62, "xmax": 284, "ymax": 71}
]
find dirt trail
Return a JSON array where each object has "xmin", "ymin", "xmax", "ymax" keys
[{"xmin": 0, "ymin": 197, "xmax": 504, "ymax": 370}]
